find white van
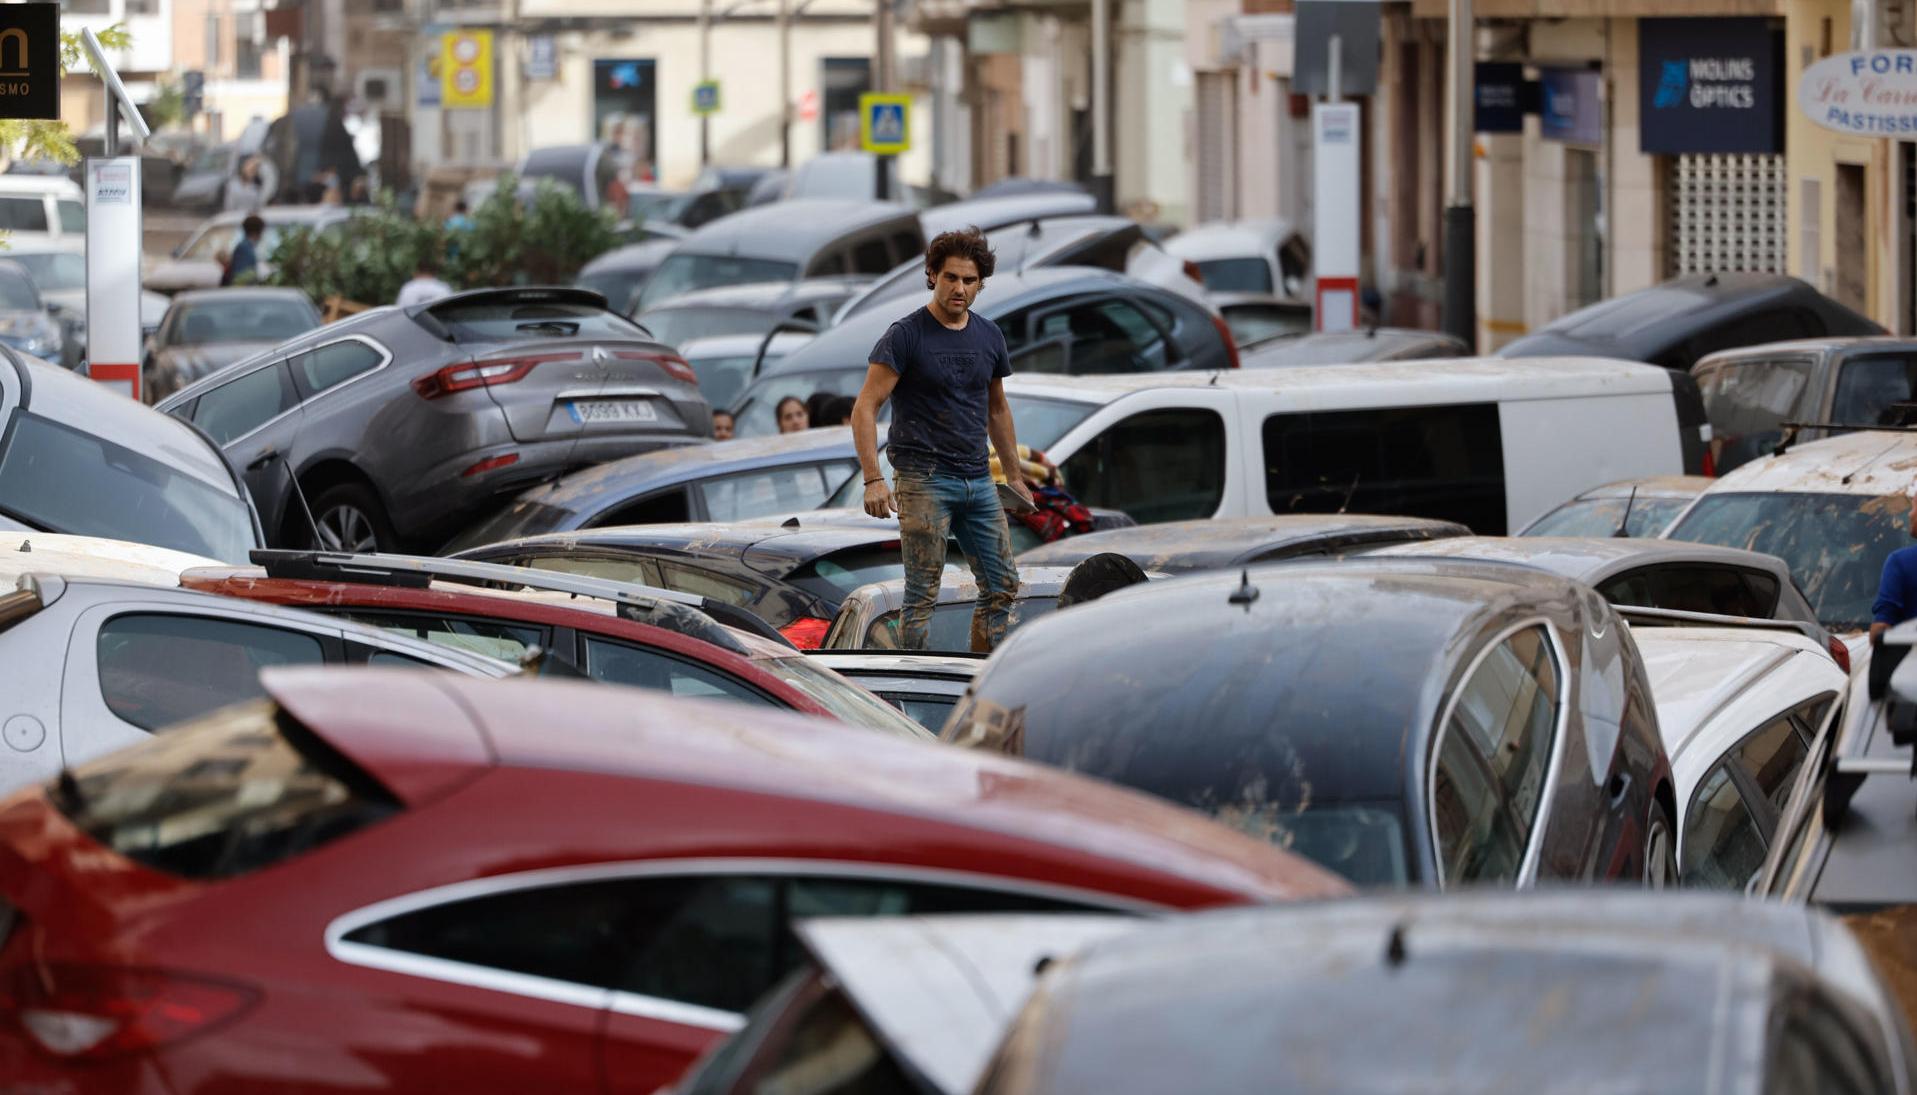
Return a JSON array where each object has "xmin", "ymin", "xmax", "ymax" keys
[
  {"xmin": 0, "ymin": 175, "xmax": 86, "ymax": 244},
  {"xmin": 1000, "ymin": 357, "xmax": 1708, "ymax": 533}
]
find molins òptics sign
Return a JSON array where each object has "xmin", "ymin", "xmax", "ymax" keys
[
  {"xmin": 0, "ymin": 5, "xmax": 58, "ymax": 121},
  {"xmin": 1800, "ymin": 50, "xmax": 1917, "ymax": 136},
  {"xmin": 1639, "ymin": 17, "xmax": 1781, "ymax": 154}
]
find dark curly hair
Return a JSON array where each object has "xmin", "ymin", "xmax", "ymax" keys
[{"xmin": 924, "ymin": 227, "xmax": 996, "ymax": 290}]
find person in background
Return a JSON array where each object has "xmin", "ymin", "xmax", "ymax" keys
[
  {"xmin": 221, "ymin": 215, "xmax": 266, "ymax": 286},
  {"xmin": 445, "ymin": 200, "xmax": 475, "ymax": 233},
  {"xmin": 776, "ymin": 395, "xmax": 810, "ymax": 434},
  {"xmin": 395, "ymin": 256, "xmax": 454, "ymax": 308},
  {"xmin": 712, "ymin": 409, "xmax": 736, "ymax": 442},
  {"xmin": 224, "ymin": 156, "xmax": 264, "ymax": 213}
]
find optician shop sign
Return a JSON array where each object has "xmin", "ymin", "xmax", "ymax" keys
[
  {"xmin": 1638, "ymin": 17, "xmax": 1781, "ymax": 154},
  {"xmin": 1800, "ymin": 50, "xmax": 1917, "ymax": 136}
]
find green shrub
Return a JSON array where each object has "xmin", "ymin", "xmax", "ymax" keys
[{"xmin": 265, "ymin": 175, "xmax": 622, "ymax": 305}]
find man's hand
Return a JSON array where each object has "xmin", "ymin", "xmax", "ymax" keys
[
  {"xmin": 1003, "ymin": 477, "xmax": 1033, "ymax": 512},
  {"xmin": 864, "ymin": 478, "xmax": 896, "ymax": 518}
]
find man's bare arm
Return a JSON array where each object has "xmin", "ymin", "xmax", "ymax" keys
[
  {"xmin": 987, "ymin": 378, "xmax": 1031, "ymax": 506},
  {"xmin": 853, "ymin": 362, "xmax": 902, "ymax": 517}
]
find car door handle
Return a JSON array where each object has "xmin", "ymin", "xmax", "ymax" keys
[
  {"xmin": 246, "ymin": 447, "xmax": 280, "ymax": 472},
  {"xmin": 1608, "ymin": 772, "xmax": 1632, "ymax": 807}
]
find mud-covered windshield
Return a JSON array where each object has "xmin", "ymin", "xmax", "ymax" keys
[{"xmin": 1665, "ymin": 490, "xmax": 1910, "ymax": 632}]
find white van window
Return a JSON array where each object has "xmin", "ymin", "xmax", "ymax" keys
[
  {"xmin": 0, "ymin": 197, "xmax": 47, "ymax": 232},
  {"xmin": 56, "ymin": 200, "xmax": 84, "ymax": 233},
  {"xmin": 1061, "ymin": 408, "xmax": 1226, "ymax": 524},
  {"xmin": 1262, "ymin": 403, "xmax": 1506, "ymax": 533}
]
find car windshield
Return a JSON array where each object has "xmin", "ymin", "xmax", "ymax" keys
[
  {"xmin": 758, "ymin": 654, "xmax": 932, "ymax": 738},
  {"xmin": 192, "ymin": 146, "xmax": 229, "ymax": 172},
  {"xmin": 785, "ymin": 546, "xmax": 912, "ymax": 603},
  {"xmin": 1195, "ymin": 257, "xmax": 1273, "ymax": 293},
  {"xmin": 639, "ymin": 254, "xmax": 799, "ymax": 311},
  {"xmin": 1520, "ymin": 496, "xmax": 1692, "ymax": 538},
  {"xmin": 428, "ymin": 299, "xmax": 649, "ymax": 342},
  {"xmin": 641, "ymin": 305, "xmax": 778, "ymax": 349},
  {"xmin": 441, "ymin": 499, "xmax": 578, "ymax": 552},
  {"xmin": 685, "ymin": 352, "xmax": 769, "ymax": 408},
  {"xmin": 1223, "ymin": 305, "xmax": 1312, "ymax": 348},
  {"xmin": 733, "ymin": 368, "xmax": 867, "ymax": 436},
  {"xmin": 1007, "ymin": 394, "xmax": 1096, "ymax": 450},
  {"xmin": 8, "ymin": 251, "xmax": 84, "ymax": 292},
  {"xmin": 1206, "ymin": 801, "xmax": 1410, "ymax": 886},
  {"xmin": 1665, "ymin": 490, "xmax": 1909, "ymax": 631},
  {"xmin": 628, "ymin": 191, "xmax": 694, "ymax": 223},
  {"xmin": 0, "ymin": 411, "xmax": 256, "ymax": 562},
  {"xmin": 575, "ymin": 271, "xmax": 646, "ymax": 314},
  {"xmin": 182, "ymin": 223, "xmax": 286, "ymax": 263},
  {"xmin": 169, "ymin": 300, "xmax": 316, "ymax": 345},
  {"xmin": 0, "ymin": 271, "xmax": 38, "ymax": 310}
]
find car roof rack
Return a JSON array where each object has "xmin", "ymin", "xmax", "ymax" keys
[
  {"xmin": 248, "ymin": 549, "xmax": 792, "ymax": 653},
  {"xmin": 1612, "ymin": 605, "xmax": 1825, "ymax": 647},
  {"xmin": 1772, "ymin": 416, "xmax": 1917, "ymax": 456}
]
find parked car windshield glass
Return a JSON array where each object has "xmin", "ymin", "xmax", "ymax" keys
[
  {"xmin": 1832, "ymin": 353, "xmax": 1917, "ymax": 427},
  {"xmin": 733, "ymin": 368, "xmax": 866, "ymax": 436},
  {"xmin": 575, "ymin": 271, "xmax": 646, "ymax": 315},
  {"xmin": 169, "ymin": 300, "xmax": 317, "ymax": 345},
  {"xmin": 181, "ymin": 223, "xmax": 287, "ymax": 263},
  {"xmin": 1665, "ymin": 490, "xmax": 1908, "ymax": 631},
  {"xmin": 0, "ymin": 411, "xmax": 256, "ymax": 562},
  {"xmin": 1223, "ymin": 304, "xmax": 1312, "ymax": 348},
  {"xmin": 865, "ymin": 597, "xmax": 1060, "ymax": 650},
  {"xmin": 640, "ymin": 305, "xmax": 776, "ymax": 349},
  {"xmin": 1006, "ymin": 394, "xmax": 1095, "ymax": 450},
  {"xmin": 640, "ymin": 254, "xmax": 800, "ymax": 311},
  {"xmin": 7, "ymin": 251, "xmax": 84, "ymax": 291},
  {"xmin": 0, "ymin": 269, "xmax": 38, "ymax": 310},
  {"xmin": 1520, "ymin": 496, "xmax": 1692, "ymax": 538},
  {"xmin": 430, "ymin": 299, "xmax": 649, "ymax": 342},
  {"xmin": 684, "ymin": 352, "xmax": 762, "ymax": 409},
  {"xmin": 758, "ymin": 654, "xmax": 931, "ymax": 737},
  {"xmin": 1194, "ymin": 257, "xmax": 1273, "ymax": 294},
  {"xmin": 1696, "ymin": 357, "xmax": 1815, "ymax": 473}
]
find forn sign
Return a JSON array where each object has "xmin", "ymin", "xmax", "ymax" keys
[{"xmin": 0, "ymin": 4, "xmax": 56, "ymax": 120}]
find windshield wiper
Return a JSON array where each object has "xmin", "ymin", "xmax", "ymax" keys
[{"xmin": 516, "ymin": 320, "xmax": 579, "ymax": 336}]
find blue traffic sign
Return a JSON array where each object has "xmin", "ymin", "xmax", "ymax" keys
[{"xmin": 860, "ymin": 92, "xmax": 911, "ymax": 154}]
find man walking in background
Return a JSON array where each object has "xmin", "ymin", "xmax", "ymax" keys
[{"xmin": 851, "ymin": 228, "xmax": 1031, "ymax": 652}]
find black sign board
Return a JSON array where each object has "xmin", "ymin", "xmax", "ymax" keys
[
  {"xmin": 1293, "ymin": 0, "xmax": 1380, "ymax": 97},
  {"xmin": 0, "ymin": 4, "xmax": 57, "ymax": 121},
  {"xmin": 1475, "ymin": 62, "xmax": 1524, "ymax": 133},
  {"xmin": 1639, "ymin": 17, "xmax": 1781, "ymax": 154}
]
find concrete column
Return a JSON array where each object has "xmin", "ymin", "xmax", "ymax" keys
[
  {"xmin": 1606, "ymin": 16, "xmax": 1664, "ymax": 295},
  {"xmin": 1476, "ymin": 131, "xmax": 1526, "ymax": 349}
]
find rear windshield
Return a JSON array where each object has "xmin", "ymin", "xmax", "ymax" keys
[
  {"xmin": 1665, "ymin": 490, "xmax": 1909, "ymax": 631},
  {"xmin": 1520, "ymin": 496, "xmax": 1692, "ymax": 538},
  {"xmin": 0, "ymin": 271, "xmax": 37, "ymax": 310},
  {"xmin": 864, "ymin": 597, "xmax": 1059, "ymax": 651},
  {"xmin": 574, "ymin": 272, "xmax": 646, "ymax": 314},
  {"xmin": 1195, "ymin": 257, "xmax": 1272, "ymax": 294},
  {"xmin": 427, "ymin": 299, "xmax": 649, "ymax": 343},
  {"xmin": 757, "ymin": 654, "xmax": 932, "ymax": 738},
  {"xmin": 640, "ymin": 305, "xmax": 776, "ymax": 350},
  {"xmin": 170, "ymin": 300, "xmax": 316, "ymax": 345},
  {"xmin": 442, "ymin": 500, "xmax": 578, "ymax": 553},
  {"xmin": 733, "ymin": 368, "xmax": 867, "ymax": 436},
  {"xmin": 7, "ymin": 250, "xmax": 84, "ymax": 292},
  {"xmin": 51, "ymin": 700, "xmax": 400, "ymax": 880},
  {"xmin": 639, "ymin": 254, "xmax": 800, "ymax": 312},
  {"xmin": 1007, "ymin": 395, "xmax": 1095, "ymax": 451},
  {"xmin": 0, "ymin": 411, "xmax": 256, "ymax": 563},
  {"xmin": 785, "ymin": 546, "xmax": 906, "ymax": 605}
]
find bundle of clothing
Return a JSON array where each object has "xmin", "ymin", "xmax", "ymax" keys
[{"xmin": 989, "ymin": 445, "xmax": 1094, "ymax": 543}]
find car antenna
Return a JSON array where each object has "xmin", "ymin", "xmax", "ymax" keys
[
  {"xmin": 13, "ymin": 539, "xmax": 24, "ymax": 552},
  {"xmin": 1842, "ymin": 440, "xmax": 1904, "ymax": 486},
  {"xmin": 1018, "ymin": 218, "xmax": 1042, "ymax": 276},
  {"xmin": 56, "ymin": 765, "xmax": 85, "ymax": 812},
  {"xmin": 1229, "ymin": 569, "xmax": 1259, "ymax": 609},
  {"xmin": 1612, "ymin": 485, "xmax": 1638, "ymax": 538},
  {"xmin": 253, "ymin": 449, "xmax": 325, "ymax": 548},
  {"xmin": 1336, "ymin": 471, "xmax": 1362, "ymax": 514},
  {"xmin": 1384, "ymin": 922, "xmax": 1408, "ymax": 968}
]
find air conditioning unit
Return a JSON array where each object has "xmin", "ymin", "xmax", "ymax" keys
[{"xmin": 357, "ymin": 67, "xmax": 402, "ymax": 107}]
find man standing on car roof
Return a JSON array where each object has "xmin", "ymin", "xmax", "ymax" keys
[
  {"xmin": 852, "ymin": 228, "xmax": 1031, "ymax": 653},
  {"xmin": 1870, "ymin": 495, "xmax": 1917, "ymax": 694}
]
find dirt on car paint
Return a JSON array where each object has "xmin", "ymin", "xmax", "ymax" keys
[{"xmin": 1844, "ymin": 906, "xmax": 1917, "ymax": 1038}]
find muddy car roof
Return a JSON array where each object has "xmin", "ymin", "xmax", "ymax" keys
[
  {"xmin": 463, "ymin": 520, "xmax": 902, "ymax": 577},
  {"xmin": 1017, "ymin": 515, "xmax": 1468, "ymax": 572},
  {"xmin": 1367, "ymin": 535, "xmax": 1795, "ymax": 584},
  {"xmin": 1696, "ymin": 428, "xmax": 1917, "ymax": 497},
  {"xmin": 960, "ymin": 557, "xmax": 1588, "ymax": 806}
]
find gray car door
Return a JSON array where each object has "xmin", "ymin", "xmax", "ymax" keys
[{"xmin": 185, "ymin": 359, "xmax": 304, "ymax": 537}]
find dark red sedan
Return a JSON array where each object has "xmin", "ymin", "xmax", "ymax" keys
[{"xmin": 0, "ymin": 669, "xmax": 1345, "ymax": 1093}]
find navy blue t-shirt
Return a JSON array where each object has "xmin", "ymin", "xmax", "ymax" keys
[
  {"xmin": 870, "ymin": 306, "xmax": 1011, "ymax": 477},
  {"xmin": 1875, "ymin": 544, "xmax": 1917, "ymax": 626}
]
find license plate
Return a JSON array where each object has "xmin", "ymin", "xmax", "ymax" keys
[{"xmin": 568, "ymin": 399, "xmax": 658, "ymax": 424}]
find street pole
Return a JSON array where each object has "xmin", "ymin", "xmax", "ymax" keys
[
  {"xmin": 874, "ymin": 0, "xmax": 895, "ymax": 202},
  {"xmin": 1441, "ymin": 0, "xmax": 1476, "ymax": 350},
  {"xmin": 778, "ymin": 0, "xmax": 792, "ymax": 168},
  {"xmin": 1090, "ymin": 0, "xmax": 1113, "ymax": 213},
  {"xmin": 700, "ymin": 0, "xmax": 713, "ymax": 166}
]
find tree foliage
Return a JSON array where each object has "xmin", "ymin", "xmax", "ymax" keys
[{"xmin": 264, "ymin": 175, "xmax": 623, "ymax": 306}]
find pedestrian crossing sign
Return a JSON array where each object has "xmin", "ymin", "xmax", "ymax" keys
[
  {"xmin": 693, "ymin": 80, "xmax": 721, "ymax": 116},
  {"xmin": 860, "ymin": 93, "xmax": 911, "ymax": 155}
]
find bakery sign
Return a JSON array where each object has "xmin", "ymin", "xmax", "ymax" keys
[{"xmin": 1800, "ymin": 50, "xmax": 1917, "ymax": 136}]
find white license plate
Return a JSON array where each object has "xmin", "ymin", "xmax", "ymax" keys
[{"xmin": 569, "ymin": 399, "xmax": 658, "ymax": 424}]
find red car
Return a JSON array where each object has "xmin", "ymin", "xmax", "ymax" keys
[
  {"xmin": 178, "ymin": 549, "xmax": 931, "ymax": 739},
  {"xmin": 0, "ymin": 669, "xmax": 1345, "ymax": 1094}
]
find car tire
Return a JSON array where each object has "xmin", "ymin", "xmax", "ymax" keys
[
  {"xmin": 308, "ymin": 482, "xmax": 398, "ymax": 554},
  {"xmin": 1643, "ymin": 800, "xmax": 1677, "ymax": 890}
]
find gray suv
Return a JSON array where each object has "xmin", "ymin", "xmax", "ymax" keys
[{"xmin": 155, "ymin": 287, "xmax": 711, "ymax": 553}]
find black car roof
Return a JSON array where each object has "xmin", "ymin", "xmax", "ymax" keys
[
  {"xmin": 1003, "ymin": 892, "xmax": 1845, "ymax": 1094},
  {"xmin": 462, "ymin": 520, "xmax": 900, "ymax": 576},
  {"xmin": 1017, "ymin": 515, "xmax": 1470, "ymax": 572},
  {"xmin": 964, "ymin": 558, "xmax": 1582, "ymax": 809},
  {"xmin": 1499, "ymin": 274, "xmax": 1882, "ymax": 362},
  {"xmin": 760, "ymin": 266, "xmax": 1158, "ymax": 379}
]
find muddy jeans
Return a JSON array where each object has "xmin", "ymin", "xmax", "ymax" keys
[{"xmin": 893, "ymin": 466, "xmax": 1019, "ymax": 652}]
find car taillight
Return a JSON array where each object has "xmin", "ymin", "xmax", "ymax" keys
[
  {"xmin": 614, "ymin": 350, "xmax": 698, "ymax": 386},
  {"xmin": 412, "ymin": 352, "xmax": 581, "ymax": 399},
  {"xmin": 462, "ymin": 452, "xmax": 521, "ymax": 478},
  {"xmin": 2, "ymin": 964, "xmax": 258, "ymax": 1061},
  {"xmin": 1181, "ymin": 259, "xmax": 1204, "ymax": 285},
  {"xmin": 1830, "ymin": 636, "xmax": 1852, "ymax": 675},
  {"xmin": 1211, "ymin": 315, "xmax": 1242, "ymax": 369},
  {"xmin": 779, "ymin": 617, "xmax": 833, "ymax": 650},
  {"xmin": 1701, "ymin": 445, "xmax": 1717, "ymax": 478}
]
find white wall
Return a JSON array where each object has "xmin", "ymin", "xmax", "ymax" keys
[{"xmin": 1116, "ymin": 0, "xmax": 1191, "ymax": 223}]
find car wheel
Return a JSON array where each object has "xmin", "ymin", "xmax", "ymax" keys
[
  {"xmin": 308, "ymin": 482, "xmax": 397, "ymax": 554},
  {"xmin": 1643, "ymin": 801, "xmax": 1677, "ymax": 890}
]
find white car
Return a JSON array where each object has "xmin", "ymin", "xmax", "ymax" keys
[
  {"xmin": 0, "ymin": 174, "xmax": 86, "ymax": 247},
  {"xmin": 0, "ymin": 532, "xmax": 515, "ymax": 797},
  {"xmin": 1163, "ymin": 217, "xmax": 1312, "ymax": 301},
  {"xmin": 1633, "ymin": 624, "xmax": 1848, "ymax": 890}
]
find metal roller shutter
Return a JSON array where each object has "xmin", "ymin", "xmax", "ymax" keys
[{"xmin": 1195, "ymin": 71, "xmax": 1238, "ymax": 223}]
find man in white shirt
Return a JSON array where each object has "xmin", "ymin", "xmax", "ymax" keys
[{"xmin": 395, "ymin": 257, "xmax": 454, "ymax": 308}]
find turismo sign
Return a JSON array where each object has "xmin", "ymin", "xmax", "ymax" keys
[
  {"xmin": 0, "ymin": 4, "xmax": 57, "ymax": 121},
  {"xmin": 1638, "ymin": 18, "xmax": 1780, "ymax": 154},
  {"xmin": 1801, "ymin": 50, "xmax": 1917, "ymax": 136}
]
